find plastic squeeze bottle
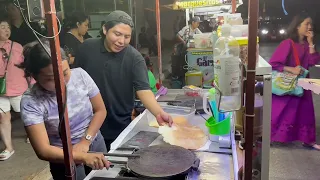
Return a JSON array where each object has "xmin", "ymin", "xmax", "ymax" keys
[{"xmin": 213, "ymin": 24, "xmax": 242, "ymax": 112}]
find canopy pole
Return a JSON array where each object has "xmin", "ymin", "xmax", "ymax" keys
[
  {"xmin": 59, "ymin": 0, "xmax": 65, "ymax": 19},
  {"xmin": 185, "ymin": 8, "xmax": 190, "ymax": 26},
  {"xmin": 43, "ymin": 0, "xmax": 75, "ymax": 179},
  {"xmin": 243, "ymin": 0, "xmax": 259, "ymax": 179},
  {"xmin": 155, "ymin": 0, "xmax": 162, "ymax": 84}
]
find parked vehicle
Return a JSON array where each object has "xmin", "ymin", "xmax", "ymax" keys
[{"xmin": 258, "ymin": 19, "xmax": 288, "ymax": 41}]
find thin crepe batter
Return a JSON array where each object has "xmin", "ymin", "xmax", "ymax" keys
[{"xmin": 158, "ymin": 116, "xmax": 208, "ymax": 150}]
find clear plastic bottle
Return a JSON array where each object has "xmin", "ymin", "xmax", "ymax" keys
[{"xmin": 213, "ymin": 24, "xmax": 241, "ymax": 112}]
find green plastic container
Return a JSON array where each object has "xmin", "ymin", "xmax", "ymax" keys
[{"xmin": 205, "ymin": 114, "xmax": 231, "ymax": 135}]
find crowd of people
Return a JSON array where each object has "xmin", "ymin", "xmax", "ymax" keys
[{"xmin": 0, "ymin": 2, "xmax": 171, "ymax": 179}]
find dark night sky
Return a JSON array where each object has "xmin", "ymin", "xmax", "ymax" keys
[{"xmin": 239, "ymin": 0, "xmax": 320, "ymax": 16}]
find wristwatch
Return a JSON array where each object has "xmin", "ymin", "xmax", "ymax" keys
[{"xmin": 85, "ymin": 134, "xmax": 93, "ymax": 142}]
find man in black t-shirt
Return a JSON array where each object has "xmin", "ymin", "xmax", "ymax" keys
[{"xmin": 73, "ymin": 11, "xmax": 173, "ymax": 150}]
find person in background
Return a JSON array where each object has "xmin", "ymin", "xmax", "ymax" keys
[
  {"xmin": 5, "ymin": 2, "xmax": 44, "ymax": 46},
  {"xmin": 173, "ymin": 16, "xmax": 180, "ymax": 36},
  {"xmin": 138, "ymin": 27, "xmax": 149, "ymax": 49},
  {"xmin": 0, "ymin": 16, "xmax": 27, "ymax": 161},
  {"xmin": 73, "ymin": 10, "xmax": 173, "ymax": 151},
  {"xmin": 19, "ymin": 40, "xmax": 110, "ymax": 179},
  {"xmin": 176, "ymin": 16, "xmax": 202, "ymax": 45},
  {"xmin": 61, "ymin": 12, "xmax": 89, "ymax": 66},
  {"xmin": 142, "ymin": 53, "xmax": 157, "ymax": 94},
  {"xmin": 270, "ymin": 13, "xmax": 320, "ymax": 149},
  {"xmin": 146, "ymin": 26, "xmax": 158, "ymax": 56}
]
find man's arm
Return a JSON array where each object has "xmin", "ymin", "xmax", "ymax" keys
[
  {"xmin": 137, "ymin": 90, "xmax": 164, "ymax": 116},
  {"xmin": 131, "ymin": 53, "xmax": 163, "ymax": 116},
  {"xmin": 176, "ymin": 34, "xmax": 185, "ymax": 44},
  {"xmin": 176, "ymin": 27, "xmax": 186, "ymax": 44}
]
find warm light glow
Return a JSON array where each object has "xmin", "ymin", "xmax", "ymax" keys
[{"xmin": 175, "ymin": 0, "xmax": 223, "ymax": 9}]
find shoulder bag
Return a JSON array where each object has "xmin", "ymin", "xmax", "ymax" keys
[
  {"xmin": 0, "ymin": 42, "xmax": 14, "ymax": 95},
  {"xmin": 271, "ymin": 39, "xmax": 308, "ymax": 97}
]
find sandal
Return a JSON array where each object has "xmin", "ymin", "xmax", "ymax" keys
[
  {"xmin": 302, "ymin": 143, "xmax": 320, "ymax": 151},
  {"xmin": 0, "ymin": 150, "xmax": 15, "ymax": 161}
]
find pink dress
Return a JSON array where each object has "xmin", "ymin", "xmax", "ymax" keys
[
  {"xmin": 0, "ymin": 40, "xmax": 28, "ymax": 97},
  {"xmin": 269, "ymin": 39, "xmax": 320, "ymax": 144}
]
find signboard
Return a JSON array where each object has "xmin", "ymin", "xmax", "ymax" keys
[
  {"xmin": 173, "ymin": 0, "xmax": 239, "ymax": 9},
  {"xmin": 187, "ymin": 49, "xmax": 214, "ymax": 87}
]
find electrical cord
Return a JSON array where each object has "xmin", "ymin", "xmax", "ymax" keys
[
  {"xmin": 14, "ymin": 0, "xmax": 62, "ymax": 39},
  {"xmin": 14, "ymin": 0, "xmax": 62, "ymax": 57},
  {"xmin": 14, "ymin": 0, "xmax": 76, "ymax": 177}
]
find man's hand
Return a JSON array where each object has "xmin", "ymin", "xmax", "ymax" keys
[
  {"xmin": 73, "ymin": 140, "xmax": 90, "ymax": 153},
  {"xmin": 156, "ymin": 112, "xmax": 173, "ymax": 126}
]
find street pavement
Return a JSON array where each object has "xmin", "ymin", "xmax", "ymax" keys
[{"xmin": 1, "ymin": 42, "xmax": 320, "ymax": 180}]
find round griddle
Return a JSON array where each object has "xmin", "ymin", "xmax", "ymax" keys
[{"xmin": 127, "ymin": 144, "xmax": 196, "ymax": 178}]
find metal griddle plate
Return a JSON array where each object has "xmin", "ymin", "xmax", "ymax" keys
[{"xmin": 127, "ymin": 144, "xmax": 196, "ymax": 178}]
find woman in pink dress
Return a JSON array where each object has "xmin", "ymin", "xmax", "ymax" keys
[
  {"xmin": 0, "ymin": 17, "xmax": 28, "ymax": 160},
  {"xmin": 270, "ymin": 13, "xmax": 320, "ymax": 149}
]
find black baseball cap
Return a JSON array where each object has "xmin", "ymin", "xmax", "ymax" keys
[{"xmin": 105, "ymin": 10, "xmax": 134, "ymax": 28}]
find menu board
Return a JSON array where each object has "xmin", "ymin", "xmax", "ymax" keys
[{"xmin": 173, "ymin": 0, "xmax": 239, "ymax": 9}]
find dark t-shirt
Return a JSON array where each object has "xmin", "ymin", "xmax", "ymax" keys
[
  {"xmin": 10, "ymin": 22, "xmax": 42, "ymax": 46},
  {"xmin": 73, "ymin": 38, "xmax": 150, "ymax": 140},
  {"xmin": 62, "ymin": 33, "xmax": 82, "ymax": 57}
]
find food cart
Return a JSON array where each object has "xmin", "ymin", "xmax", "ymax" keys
[
  {"xmin": 41, "ymin": 0, "xmax": 269, "ymax": 179},
  {"xmin": 172, "ymin": 0, "xmax": 243, "ymax": 87}
]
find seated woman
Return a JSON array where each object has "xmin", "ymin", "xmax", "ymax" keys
[{"xmin": 19, "ymin": 40, "xmax": 110, "ymax": 180}]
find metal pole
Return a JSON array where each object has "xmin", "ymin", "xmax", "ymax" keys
[
  {"xmin": 59, "ymin": 0, "xmax": 65, "ymax": 19},
  {"xmin": 185, "ymin": 8, "xmax": 189, "ymax": 26},
  {"xmin": 43, "ymin": 0, "xmax": 75, "ymax": 179},
  {"xmin": 243, "ymin": 0, "xmax": 259, "ymax": 179},
  {"xmin": 155, "ymin": 0, "xmax": 162, "ymax": 84}
]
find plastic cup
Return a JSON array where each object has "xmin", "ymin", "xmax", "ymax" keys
[{"xmin": 205, "ymin": 114, "xmax": 231, "ymax": 135}]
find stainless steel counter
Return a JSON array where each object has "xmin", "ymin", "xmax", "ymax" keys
[{"xmin": 84, "ymin": 90, "xmax": 238, "ymax": 180}]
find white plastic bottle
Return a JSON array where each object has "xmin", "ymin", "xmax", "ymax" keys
[{"xmin": 213, "ymin": 24, "xmax": 241, "ymax": 112}]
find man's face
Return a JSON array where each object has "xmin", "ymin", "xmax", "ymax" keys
[
  {"xmin": 103, "ymin": 23, "xmax": 132, "ymax": 53},
  {"xmin": 192, "ymin": 21, "xmax": 200, "ymax": 29}
]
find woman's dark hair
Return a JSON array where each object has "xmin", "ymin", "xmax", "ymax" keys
[
  {"xmin": 287, "ymin": 12, "xmax": 312, "ymax": 42},
  {"xmin": 18, "ymin": 39, "xmax": 68, "ymax": 78},
  {"xmin": 63, "ymin": 12, "xmax": 88, "ymax": 31}
]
